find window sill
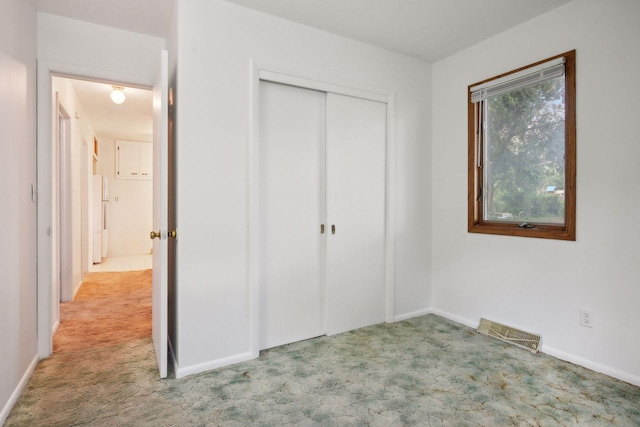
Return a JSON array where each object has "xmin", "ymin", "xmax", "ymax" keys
[{"xmin": 468, "ymin": 222, "xmax": 575, "ymax": 241}]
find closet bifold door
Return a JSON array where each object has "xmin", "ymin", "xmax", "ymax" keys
[
  {"xmin": 258, "ymin": 81, "xmax": 326, "ymax": 350},
  {"xmin": 325, "ymin": 93, "xmax": 387, "ymax": 336}
]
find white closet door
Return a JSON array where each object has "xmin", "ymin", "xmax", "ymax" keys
[
  {"xmin": 259, "ymin": 81, "xmax": 326, "ymax": 350},
  {"xmin": 325, "ymin": 93, "xmax": 387, "ymax": 336}
]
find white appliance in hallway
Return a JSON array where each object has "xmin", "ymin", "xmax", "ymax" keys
[{"xmin": 92, "ymin": 175, "xmax": 110, "ymax": 263}]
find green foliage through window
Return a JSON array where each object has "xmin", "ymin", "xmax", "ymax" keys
[
  {"xmin": 468, "ymin": 50, "xmax": 576, "ymax": 241},
  {"xmin": 484, "ymin": 78, "xmax": 565, "ymax": 224}
]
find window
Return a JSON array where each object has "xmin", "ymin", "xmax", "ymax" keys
[{"xmin": 468, "ymin": 50, "xmax": 576, "ymax": 240}]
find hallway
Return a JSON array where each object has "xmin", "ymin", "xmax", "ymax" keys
[
  {"xmin": 53, "ymin": 268, "xmax": 152, "ymax": 353},
  {"xmin": 89, "ymin": 254, "xmax": 153, "ymax": 273}
]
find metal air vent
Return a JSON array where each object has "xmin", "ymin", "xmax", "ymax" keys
[{"xmin": 477, "ymin": 318, "xmax": 541, "ymax": 353}]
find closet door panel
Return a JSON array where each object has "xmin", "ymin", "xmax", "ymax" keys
[
  {"xmin": 325, "ymin": 93, "xmax": 387, "ymax": 336},
  {"xmin": 259, "ymin": 81, "xmax": 326, "ymax": 350}
]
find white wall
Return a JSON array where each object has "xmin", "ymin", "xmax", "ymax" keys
[
  {"xmin": 431, "ymin": 0, "xmax": 640, "ymax": 385},
  {"xmin": 97, "ymin": 138, "xmax": 153, "ymax": 256},
  {"xmin": 38, "ymin": 14, "xmax": 166, "ymax": 87},
  {"xmin": 0, "ymin": 0, "xmax": 38, "ymax": 423},
  {"xmin": 173, "ymin": 0, "xmax": 431, "ymax": 374}
]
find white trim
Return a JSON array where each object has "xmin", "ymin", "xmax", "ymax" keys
[
  {"xmin": 0, "ymin": 355, "xmax": 38, "ymax": 425},
  {"xmin": 429, "ymin": 308, "xmax": 640, "ymax": 387},
  {"xmin": 42, "ymin": 61, "xmax": 153, "ymax": 90},
  {"xmin": 394, "ymin": 308, "xmax": 434, "ymax": 323},
  {"xmin": 37, "ymin": 60, "xmax": 154, "ymax": 359},
  {"xmin": 175, "ymin": 352, "xmax": 254, "ymax": 379},
  {"xmin": 248, "ymin": 62, "xmax": 260, "ymax": 361},
  {"xmin": 542, "ymin": 345, "xmax": 640, "ymax": 388},
  {"xmin": 252, "ymin": 57, "xmax": 392, "ymax": 100},
  {"xmin": 37, "ymin": 61, "xmax": 54, "ymax": 358},
  {"xmin": 259, "ymin": 70, "xmax": 389, "ymax": 103},
  {"xmin": 384, "ymin": 93, "xmax": 396, "ymax": 325},
  {"xmin": 429, "ymin": 308, "xmax": 479, "ymax": 329},
  {"xmin": 248, "ymin": 59, "xmax": 397, "ymax": 359},
  {"xmin": 57, "ymin": 99, "xmax": 73, "ymax": 303}
]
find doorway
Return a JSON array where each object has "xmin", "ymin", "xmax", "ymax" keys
[
  {"xmin": 52, "ymin": 76, "xmax": 154, "ymax": 291},
  {"xmin": 40, "ymin": 73, "xmax": 155, "ymax": 357},
  {"xmin": 37, "ymin": 52, "xmax": 171, "ymax": 380}
]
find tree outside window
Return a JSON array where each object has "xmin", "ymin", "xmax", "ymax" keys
[{"xmin": 468, "ymin": 50, "xmax": 576, "ymax": 240}]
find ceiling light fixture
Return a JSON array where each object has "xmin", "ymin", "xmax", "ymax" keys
[{"xmin": 110, "ymin": 86, "xmax": 126, "ymax": 104}]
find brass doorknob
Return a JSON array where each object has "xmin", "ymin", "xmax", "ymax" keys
[
  {"xmin": 150, "ymin": 230, "xmax": 161, "ymax": 239},
  {"xmin": 168, "ymin": 230, "xmax": 177, "ymax": 239}
]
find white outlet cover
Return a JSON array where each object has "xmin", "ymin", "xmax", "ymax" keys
[{"xmin": 580, "ymin": 308, "xmax": 595, "ymax": 328}]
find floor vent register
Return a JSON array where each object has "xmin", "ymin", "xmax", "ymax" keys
[{"xmin": 477, "ymin": 318, "xmax": 541, "ymax": 353}]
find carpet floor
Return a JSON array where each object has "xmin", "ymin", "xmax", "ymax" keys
[
  {"xmin": 6, "ymin": 272, "xmax": 640, "ymax": 426},
  {"xmin": 53, "ymin": 270, "xmax": 152, "ymax": 353}
]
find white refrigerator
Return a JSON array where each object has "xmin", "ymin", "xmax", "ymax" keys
[{"xmin": 92, "ymin": 175, "xmax": 110, "ymax": 263}]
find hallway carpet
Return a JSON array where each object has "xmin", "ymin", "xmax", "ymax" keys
[
  {"xmin": 6, "ymin": 276, "xmax": 640, "ymax": 425},
  {"xmin": 53, "ymin": 269, "xmax": 152, "ymax": 353}
]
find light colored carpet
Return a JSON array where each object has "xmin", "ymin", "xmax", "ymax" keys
[{"xmin": 6, "ymin": 272, "xmax": 640, "ymax": 426}]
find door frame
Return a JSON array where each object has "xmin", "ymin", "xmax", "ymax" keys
[
  {"xmin": 36, "ymin": 61, "xmax": 154, "ymax": 358},
  {"xmin": 248, "ymin": 60, "xmax": 397, "ymax": 359},
  {"xmin": 57, "ymin": 99, "xmax": 73, "ymax": 303},
  {"xmin": 81, "ymin": 138, "xmax": 89, "ymax": 276}
]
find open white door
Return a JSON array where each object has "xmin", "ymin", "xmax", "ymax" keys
[{"xmin": 152, "ymin": 49, "xmax": 169, "ymax": 378}]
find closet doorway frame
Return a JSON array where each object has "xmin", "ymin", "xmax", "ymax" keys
[{"xmin": 248, "ymin": 61, "xmax": 396, "ymax": 358}]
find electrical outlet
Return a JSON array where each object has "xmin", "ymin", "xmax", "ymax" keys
[{"xmin": 580, "ymin": 308, "xmax": 594, "ymax": 328}]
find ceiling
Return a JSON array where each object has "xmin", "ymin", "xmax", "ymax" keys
[
  {"xmin": 224, "ymin": 0, "xmax": 571, "ymax": 62},
  {"xmin": 36, "ymin": 0, "xmax": 572, "ymax": 62},
  {"xmin": 39, "ymin": 0, "xmax": 572, "ymax": 141},
  {"xmin": 61, "ymin": 78, "xmax": 154, "ymax": 142}
]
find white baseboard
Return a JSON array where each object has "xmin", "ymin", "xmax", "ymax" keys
[
  {"xmin": 394, "ymin": 308, "xmax": 433, "ymax": 322},
  {"xmin": 146, "ymin": 310, "xmax": 478, "ymax": 379},
  {"xmin": 172, "ymin": 310, "xmax": 457, "ymax": 379},
  {"xmin": 542, "ymin": 345, "xmax": 640, "ymax": 388},
  {"xmin": 430, "ymin": 308, "xmax": 640, "ymax": 388},
  {"xmin": 175, "ymin": 351, "xmax": 255, "ymax": 379},
  {"xmin": 428, "ymin": 308, "xmax": 478, "ymax": 329},
  {"xmin": 169, "ymin": 309, "xmax": 640, "ymax": 388},
  {"xmin": 0, "ymin": 354, "xmax": 38, "ymax": 425},
  {"xmin": 72, "ymin": 279, "xmax": 83, "ymax": 299}
]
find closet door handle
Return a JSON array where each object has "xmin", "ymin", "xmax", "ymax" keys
[
  {"xmin": 320, "ymin": 224, "xmax": 325, "ymax": 234},
  {"xmin": 331, "ymin": 225, "xmax": 336, "ymax": 234}
]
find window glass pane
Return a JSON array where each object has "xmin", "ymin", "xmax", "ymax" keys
[{"xmin": 483, "ymin": 77, "xmax": 565, "ymax": 224}]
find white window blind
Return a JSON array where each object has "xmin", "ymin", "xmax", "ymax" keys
[{"xmin": 470, "ymin": 57, "xmax": 565, "ymax": 103}]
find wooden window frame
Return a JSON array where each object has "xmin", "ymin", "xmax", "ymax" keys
[{"xmin": 468, "ymin": 50, "xmax": 576, "ymax": 241}]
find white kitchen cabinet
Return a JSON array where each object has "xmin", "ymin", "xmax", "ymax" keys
[{"xmin": 116, "ymin": 140, "xmax": 153, "ymax": 180}]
